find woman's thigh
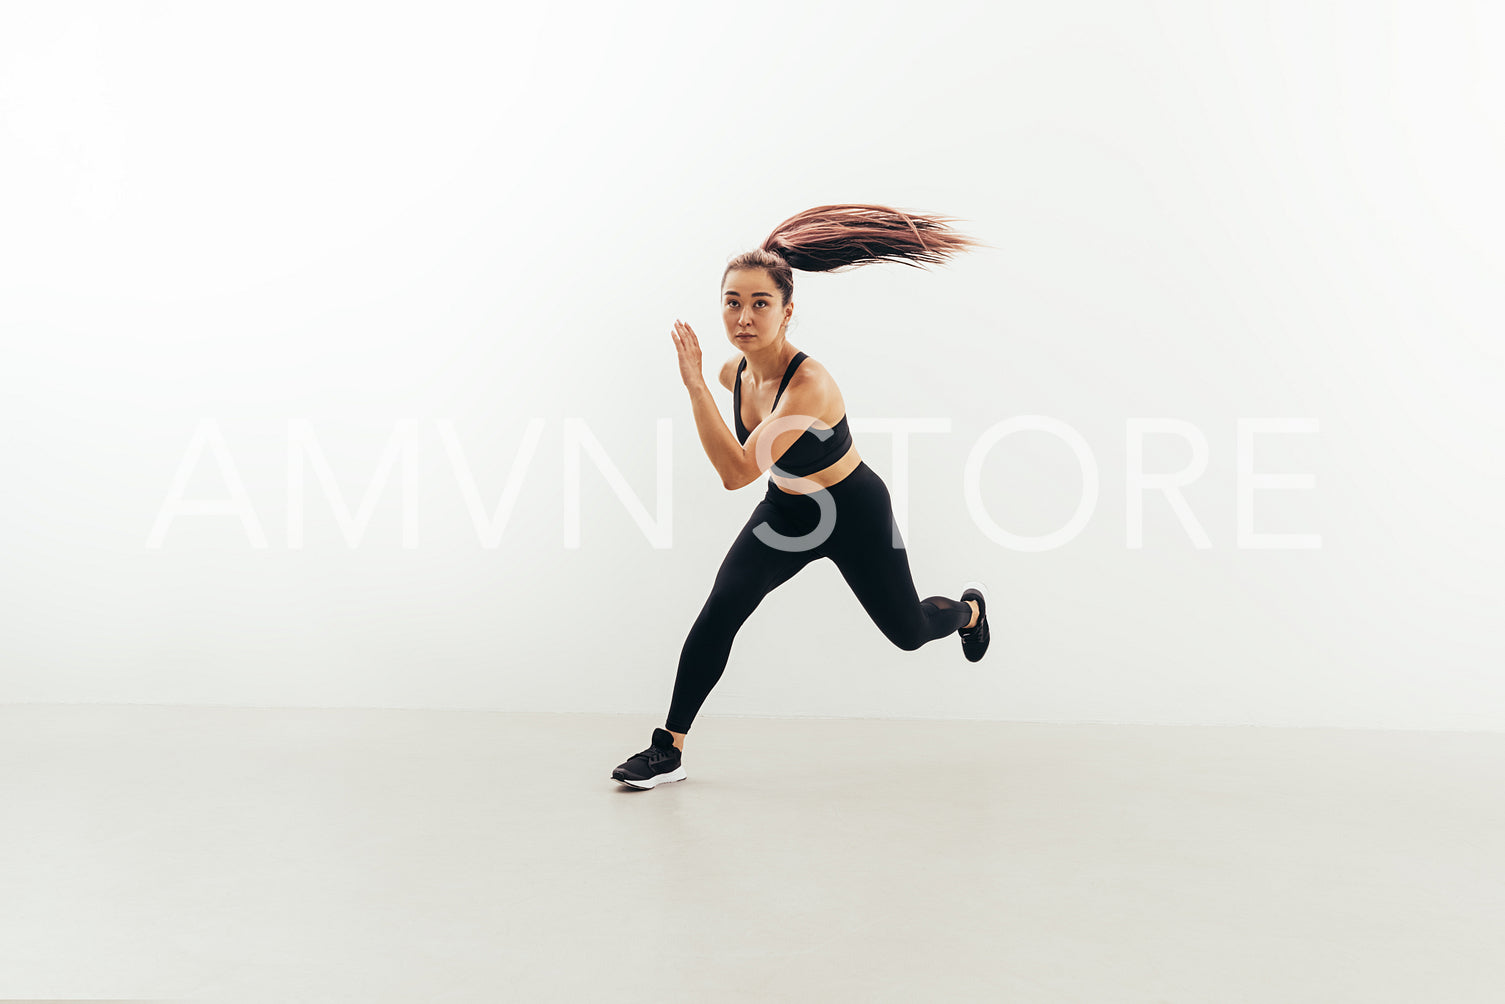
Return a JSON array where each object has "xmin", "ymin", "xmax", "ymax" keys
[
  {"xmin": 705, "ymin": 494, "xmax": 826, "ymax": 612},
  {"xmin": 823, "ymin": 470, "xmax": 928, "ymax": 644}
]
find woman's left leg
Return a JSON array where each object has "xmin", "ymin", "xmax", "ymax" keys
[{"xmin": 824, "ymin": 465, "xmax": 973, "ymax": 651}]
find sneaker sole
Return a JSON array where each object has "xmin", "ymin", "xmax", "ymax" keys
[{"xmin": 612, "ymin": 765, "xmax": 687, "ymax": 789}]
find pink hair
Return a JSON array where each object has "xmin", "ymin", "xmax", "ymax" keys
[{"xmin": 722, "ymin": 203, "xmax": 985, "ymax": 304}]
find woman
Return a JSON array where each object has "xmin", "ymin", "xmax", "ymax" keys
[{"xmin": 612, "ymin": 204, "xmax": 992, "ymax": 789}]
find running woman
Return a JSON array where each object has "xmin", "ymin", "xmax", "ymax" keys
[{"xmin": 612, "ymin": 204, "xmax": 992, "ymax": 789}]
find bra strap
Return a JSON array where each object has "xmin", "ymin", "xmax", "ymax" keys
[{"xmin": 772, "ymin": 351, "xmax": 807, "ymax": 408}]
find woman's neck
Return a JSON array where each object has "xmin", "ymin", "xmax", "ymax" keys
[{"xmin": 743, "ymin": 336, "xmax": 796, "ymax": 385}]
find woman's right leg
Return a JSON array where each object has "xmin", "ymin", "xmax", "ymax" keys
[{"xmin": 665, "ymin": 493, "xmax": 823, "ymax": 738}]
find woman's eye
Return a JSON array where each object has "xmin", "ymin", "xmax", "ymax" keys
[{"xmin": 755, "ymin": 301, "xmax": 768, "ymax": 307}]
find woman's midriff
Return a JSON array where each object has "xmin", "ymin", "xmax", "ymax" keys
[{"xmin": 771, "ymin": 442, "xmax": 863, "ymax": 495}]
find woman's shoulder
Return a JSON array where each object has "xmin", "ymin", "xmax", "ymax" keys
[
  {"xmin": 787, "ymin": 352, "xmax": 846, "ymax": 414},
  {"xmin": 718, "ymin": 354, "xmax": 741, "ymax": 392},
  {"xmin": 791, "ymin": 351, "xmax": 837, "ymax": 388}
]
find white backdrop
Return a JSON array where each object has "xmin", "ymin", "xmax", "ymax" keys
[{"xmin": 3, "ymin": 2, "xmax": 1501, "ymax": 730}]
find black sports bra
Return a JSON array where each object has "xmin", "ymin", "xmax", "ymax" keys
[{"xmin": 732, "ymin": 351, "xmax": 853, "ymax": 477}]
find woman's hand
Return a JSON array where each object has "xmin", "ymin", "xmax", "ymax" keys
[{"xmin": 670, "ymin": 319, "xmax": 705, "ymax": 389}]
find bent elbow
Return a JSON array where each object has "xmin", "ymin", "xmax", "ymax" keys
[
  {"xmin": 723, "ymin": 466, "xmax": 759, "ymax": 491},
  {"xmin": 720, "ymin": 456, "xmax": 757, "ymax": 491}
]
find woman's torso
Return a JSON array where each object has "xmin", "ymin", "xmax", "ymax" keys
[{"xmin": 733, "ymin": 350, "xmax": 861, "ymax": 494}]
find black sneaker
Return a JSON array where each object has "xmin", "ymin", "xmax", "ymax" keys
[
  {"xmin": 959, "ymin": 581, "xmax": 990, "ymax": 663},
  {"xmin": 611, "ymin": 727, "xmax": 687, "ymax": 789}
]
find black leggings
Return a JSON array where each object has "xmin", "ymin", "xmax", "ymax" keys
[{"xmin": 665, "ymin": 461, "xmax": 973, "ymax": 734}]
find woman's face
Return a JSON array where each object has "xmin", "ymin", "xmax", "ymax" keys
[{"xmin": 722, "ymin": 268, "xmax": 792, "ymax": 349}]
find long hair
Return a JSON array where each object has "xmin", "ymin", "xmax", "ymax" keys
[{"xmin": 722, "ymin": 203, "xmax": 985, "ymax": 305}]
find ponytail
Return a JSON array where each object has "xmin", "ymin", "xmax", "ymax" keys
[{"xmin": 724, "ymin": 203, "xmax": 983, "ymax": 304}]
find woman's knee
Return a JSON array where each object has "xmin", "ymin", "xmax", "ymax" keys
[
  {"xmin": 883, "ymin": 619, "xmax": 926, "ymax": 651},
  {"xmin": 693, "ymin": 582, "xmax": 762, "ymax": 633}
]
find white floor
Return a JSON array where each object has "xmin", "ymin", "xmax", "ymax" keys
[{"xmin": 2, "ymin": 706, "xmax": 1502, "ymax": 1003}]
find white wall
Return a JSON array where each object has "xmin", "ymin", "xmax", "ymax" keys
[{"xmin": 2, "ymin": 1, "xmax": 1501, "ymax": 730}]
